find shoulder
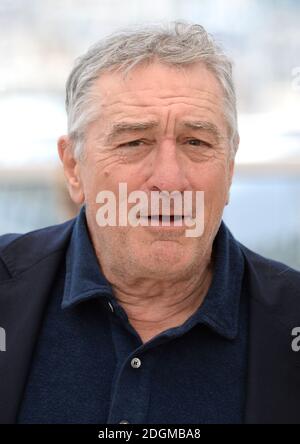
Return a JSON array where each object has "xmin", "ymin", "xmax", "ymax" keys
[
  {"xmin": 239, "ymin": 241, "xmax": 300, "ymax": 283},
  {"xmin": 0, "ymin": 218, "xmax": 76, "ymax": 279},
  {"xmin": 238, "ymin": 241, "xmax": 300, "ymax": 317}
]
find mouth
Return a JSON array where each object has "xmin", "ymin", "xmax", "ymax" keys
[
  {"xmin": 137, "ymin": 214, "xmax": 193, "ymax": 230},
  {"xmin": 147, "ymin": 215, "xmax": 185, "ymax": 223}
]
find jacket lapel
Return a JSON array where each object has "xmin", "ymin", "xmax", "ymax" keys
[
  {"xmin": 242, "ymin": 246, "xmax": 300, "ymax": 424},
  {"xmin": 0, "ymin": 219, "xmax": 75, "ymax": 423}
]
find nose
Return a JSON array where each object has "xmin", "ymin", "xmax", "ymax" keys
[{"xmin": 145, "ymin": 138, "xmax": 189, "ymax": 193}]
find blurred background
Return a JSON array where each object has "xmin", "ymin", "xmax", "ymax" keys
[{"xmin": 0, "ymin": 0, "xmax": 299, "ymax": 269}]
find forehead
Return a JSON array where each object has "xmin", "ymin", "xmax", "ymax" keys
[{"xmin": 90, "ymin": 62, "xmax": 226, "ymax": 125}]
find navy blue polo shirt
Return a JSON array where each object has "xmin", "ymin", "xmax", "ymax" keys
[{"xmin": 18, "ymin": 206, "xmax": 248, "ymax": 424}]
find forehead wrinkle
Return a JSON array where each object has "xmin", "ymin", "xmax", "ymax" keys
[
  {"xmin": 102, "ymin": 93, "xmax": 222, "ymax": 110},
  {"xmin": 99, "ymin": 84, "xmax": 223, "ymax": 106},
  {"xmin": 100, "ymin": 84, "xmax": 222, "ymax": 97},
  {"xmin": 94, "ymin": 98, "xmax": 227, "ymax": 144}
]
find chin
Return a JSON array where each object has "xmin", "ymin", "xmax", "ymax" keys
[
  {"xmin": 137, "ymin": 244, "xmax": 194, "ymax": 275},
  {"xmin": 142, "ymin": 260, "xmax": 190, "ymax": 280}
]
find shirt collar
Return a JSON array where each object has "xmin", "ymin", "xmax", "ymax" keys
[
  {"xmin": 61, "ymin": 205, "xmax": 113, "ymax": 310},
  {"xmin": 190, "ymin": 220, "xmax": 245, "ymax": 340},
  {"xmin": 62, "ymin": 206, "xmax": 245, "ymax": 341}
]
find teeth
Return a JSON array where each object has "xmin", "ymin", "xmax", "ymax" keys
[
  {"xmin": 147, "ymin": 215, "xmax": 184, "ymax": 218},
  {"xmin": 145, "ymin": 215, "xmax": 186, "ymax": 222}
]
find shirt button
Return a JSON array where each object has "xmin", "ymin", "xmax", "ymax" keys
[
  {"xmin": 119, "ymin": 420, "xmax": 130, "ymax": 424},
  {"xmin": 108, "ymin": 301, "xmax": 114, "ymax": 312},
  {"xmin": 131, "ymin": 357, "xmax": 141, "ymax": 369}
]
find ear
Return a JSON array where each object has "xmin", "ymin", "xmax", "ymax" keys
[
  {"xmin": 225, "ymin": 134, "xmax": 239, "ymax": 206},
  {"xmin": 57, "ymin": 135, "xmax": 85, "ymax": 205},
  {"xmin": 225, "ymin": 158, "xmax": 235, "ymax": 206}
]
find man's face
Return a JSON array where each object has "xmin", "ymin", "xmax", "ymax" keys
[{"xmin": 67, "ymin": 62, "xmax": 235, "ymax": 280}]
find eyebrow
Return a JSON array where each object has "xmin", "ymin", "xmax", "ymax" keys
[
  {"xmin": 180, "ymin": 120, "xmax": 224, "ymax": 142},
  {"xmin": 104, "ymin": 119, "xmax": 224, "ymax": 145},
  {"xmin": 105, "ymin": 121, "xmax": 159, "ymax": 144}
]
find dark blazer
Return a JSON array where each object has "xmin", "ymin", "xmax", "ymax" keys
[{"xmin": 0, "ymin": 218, "xmax": 299, "ymax": 424}]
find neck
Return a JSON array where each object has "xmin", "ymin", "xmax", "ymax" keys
[
  {"xmin": 85, "ymin": 211, "xmax": 215, "ymax": 343},
  {"xmin": 106, "ymin": 255, "xmax": 214, "ymax": 343}
]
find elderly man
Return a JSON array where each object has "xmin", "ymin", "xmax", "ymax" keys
[{"xmin": 0, "ymin": 22, "xmax": 299, "ymax": 425}]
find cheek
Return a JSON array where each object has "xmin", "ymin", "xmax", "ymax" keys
[
  {"xmin": 192, "ymin": 162, "xmax": 229, "ymax": 192},
  {"xmin": 81, "ymin": 162, "xmax": 141, "ymax": 216},
  {"xmin": 82, "ymin": 153, "xmax": 114, "ymax": 188},
  {"xmin": 192, "ymin": 165, "xmax": 230, "ymax": 213}
]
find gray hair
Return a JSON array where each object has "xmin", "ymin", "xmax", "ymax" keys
[{"xmin": 65, "ymin": 21, "xmax": 239, "ymax": 160}]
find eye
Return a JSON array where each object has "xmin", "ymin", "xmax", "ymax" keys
[
  {"xmin": 185, "ymin": 138, "xmax": 211, "ymax": 147},
  {"xmin": 118, "ymin": 139, "xmax": 145, "ymax": 148}
]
